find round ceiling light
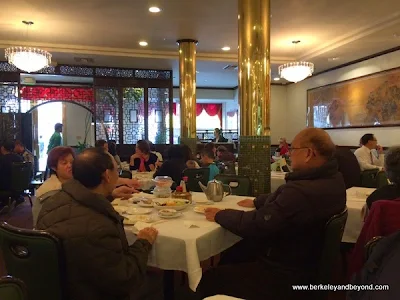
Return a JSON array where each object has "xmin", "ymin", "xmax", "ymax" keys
[
  {"xmin": 139, "ymin": 41, "xmax": 148, "ymax": 47},
  {"xmin": 149, "ymin": 7, "xmax": 161, "ymax": 13},
  {"xmin": 221, "ymin": 46, "xmax": 231, "ymax": 51}
]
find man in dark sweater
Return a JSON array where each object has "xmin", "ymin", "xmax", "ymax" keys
[
  {"xmin": 366, "ymin": 146, "xmax": 400, "ymax": 209},
  {"xmin": 199, "ymin": 128, "xmax": 346, "ymax": 300}
]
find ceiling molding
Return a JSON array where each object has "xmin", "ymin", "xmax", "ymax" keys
[
  {"xmin": 0, "ymin": 40, "xmax": 293, "ymax": 64},
  {"xmin": 298, "ymin": 11, "xmax": 400, "ymax": 61}
]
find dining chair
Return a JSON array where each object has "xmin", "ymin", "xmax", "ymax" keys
[
  {"xmin": 376, "ymin": 171, "xmax": 389, "ymax": 189},
  {"xmin": 183, "ymin": 168, "xmax": 210, "ymax": 192},
  {"xmin": 0, "ymin": 276, "xmax": 27, "ymax": 300},
  {"xmin": 0, "ymin": 162, "xmax": 33, "ymax": 209},
  {"xmin": 0, "ymin": 222, "xmax": 68, "ymax": 300},
  {"xmin": 215, "ymin": 174, "xmax": 251, "ymax": 196},
  {"xmin": 360, "ymin": 169, "xmax": 379, "ymax": 188},
  {"xmin": 316, "ymin": 207, "xmax": 348, "ymax": 285}
]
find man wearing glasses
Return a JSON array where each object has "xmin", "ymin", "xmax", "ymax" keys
[
  {"xmin": 354, "ymin": 134, "xmax": 384, "ymax": 171},
  {"xmin": 200, "ymin": 128, "xmax": 346, "ymax": 300}
]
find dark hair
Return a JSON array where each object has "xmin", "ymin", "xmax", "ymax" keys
[
  {"xmin": 181, "ymin": 144, "xmax": 194, "ymax": 162},
  {"xmin": 385, "ymin": 146, "xmax": 400, "ymax": 184},
  {"xmin": 47, "ymin": 146, "xmax": 75, "ymax": 174},
  {"xmin": 1, "ymin": 140, "xmax": 15, "ymax": 152},
  {"xmin": 73, "ymin": 147, "xmax": 115, "ymax": 188},
  {"xmin": 217, "ymin": 146, "xmax": 227, "ymax": 153},
  {"xmin": 54, "ymin": 123, "xmax": 63, "ymax": 131},
  {"xmin": 205, "ymin": 142, "xmax": 216, "ymax": 151},
  {"xmin": 214, "ymin": 128, "xmax": 221, "ymax": 134},
  {"xmin": 360, "ymin": 134, "xmax": 375, "ymax": 146},
  {"xmin": 148, "ymin": 141, "xmax": 156, "ymax": 152},
  {"xmin": 136, "ymin": 140, "xmax": 150, "ymax": 155},
  {"xmin": 201, "ymin": 148, "xmax": 215, "ymax": 159},
  {"xmin": 108, "ymin": 141, "xmax": 117, "ymax": 156},
  {"xmin": 167, "ymin": 145, "xmax": 184, "ymax": 160},
  {"xmin": 95, "ymin": 140, "xmax": 108, "ymax": 148}
]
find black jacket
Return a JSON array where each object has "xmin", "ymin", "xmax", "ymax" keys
[
  {"xmin": 153, "ymin": 158, "xmax": 187, "ymax": 186},
  {"xmin": 36, "ymin": 180, "xmax": 152, "ymax": 300},
  {"xmin": 215, "ymin": 160, "xmax": 346, "ymax": 275}
]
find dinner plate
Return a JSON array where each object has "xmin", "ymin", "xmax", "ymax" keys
[
  {"xmin": 153, "ymin": 198, "xmax": 191, "ymax": 211},
  {"xmin": 138, "ymin": 201, "xmax": 154, "ymax": 208},
  {"xmin": 114, "ymin": 206, "xmax": 128, "ymax": 214},
  {"xmin": 123, "ymin": 215, "xmax": 154, "ymax": 225},
  {"xmin": 158, "ymin": 211, "xmax": 183, "ymax": 219},
  {"xmin": 125, "ymin": 207, "xmax": 152, "ymax": 215},
  {"xmin": 194, "ymin": 200, "xmax": 214, "ymax": 205}
]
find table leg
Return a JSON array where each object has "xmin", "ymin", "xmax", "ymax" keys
[{"xmin": 164, "ymin": 270, "xmax": 175, "ymax": 300}]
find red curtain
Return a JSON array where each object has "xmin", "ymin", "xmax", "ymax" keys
[
  {"xmin": 203, "ymin": 104, "xmax": 221, "ymax": 117},
  {"xmin": 173, "ymin": 103, "xmax": 177, "ymax": 115},
  {"xmin": 21, "ymin": 86, "xmax": 94, "ymax": 102}
]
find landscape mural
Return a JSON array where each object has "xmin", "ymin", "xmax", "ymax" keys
[{"xmin": 307, "ymin": 68, "xmax": 400, "ymax": 128}]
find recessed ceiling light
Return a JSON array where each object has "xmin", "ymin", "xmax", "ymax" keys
[
  {"xmin": 139, "ymin": 41, "xmax": 148, "ymax": 47},
  {"xmin": 273, "ymin": 77, "xmax": 280, "ymax": 81},
  {"xmin": 221, "ymin": 46, "xmax": 231, "ymax": 51},
  {"xmin": 328, "ymin": 57, "xmax": 339, "ymax": 61},
  {"xmin": 149, "ymin": 6, "xmax": 161, "ymax": 13}
]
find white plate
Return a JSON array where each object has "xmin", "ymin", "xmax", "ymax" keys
[
  {"xmin": 123, "ymin": 215, "xmax": 154, "ymax": 225},
  {"xmin": 138, "ymin": 201, "xmax": 154, "ymax": 208},
  {"xmin": 153, "ymin": 198, "xmax": 191, "ymax": 211},
  {"xmin": 125, "ymin": 207, "xmax": 152, "ymax": 215},
  {"xmin": 195, "ymin": 200, "xmax": 214, "ymax": 205},
  {"xmin": 114, "ymin": 206, "xmax": 128, "ymax": 214},
  {"xmin": 193, "ymin": 206, "xmax": 206, "ymax": 214},
  {"xmin": 158, "ymin": 211, "xmax": 182, "ymax": 219}
]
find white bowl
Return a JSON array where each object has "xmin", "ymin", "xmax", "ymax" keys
[{"xmin": 158, "ymin": 208, "xmax": 177, "ymax": 216}]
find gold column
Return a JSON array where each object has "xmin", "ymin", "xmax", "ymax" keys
[
  {"xmin": 238, "ymin": 0, "xmax": 271, "ymax": 195},
  {"xmin": 177, "ymin": 39, "xmax": 198, "ymax": 153}
]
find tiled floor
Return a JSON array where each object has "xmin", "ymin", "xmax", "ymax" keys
[{"xmin": 0, "ymin": 198, "xmax": 347, "ymax": 300}]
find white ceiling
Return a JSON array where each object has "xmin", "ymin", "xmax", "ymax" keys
[{"xmin": 1, "ymin": 0, "xmax": 400, "ymax": 87}]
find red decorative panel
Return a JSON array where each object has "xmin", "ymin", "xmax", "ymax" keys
[{"xmin": 21, "ymin": 87, "xmax": 94, "ymax": 102}]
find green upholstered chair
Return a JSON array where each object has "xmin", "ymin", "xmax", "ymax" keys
[
  {"xmin": 360, "ymin": 169, "xmax": 379, "ymax": 188},
  {"xmin": 376, "ymin": 171, "xmax": 390, "ymax": 189},
  {"xmin": 0, "ymin": 162, "xmax": 33, "ymax": 209},
  {"xmin": 317, "ymin": 207, "xmax": 348, "ymax": 284},
  {"xmin": 182, "ymin": 168, "xmax": 210, "ymax": 192},
  {"xmin": 215, "ymin": 174, "xmax": 251, "ymax": 196},
  {"xmin": 0, "ymin": 276, "xmax": 27, "ymax": 300},
  {"xmin": 0, "ymin": 222, "xmax": 67, "ymax": 300}
]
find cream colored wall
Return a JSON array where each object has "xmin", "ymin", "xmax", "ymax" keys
[{"xmin": 286, "ymin": 50, "xmax": 400, "ymax": 146}]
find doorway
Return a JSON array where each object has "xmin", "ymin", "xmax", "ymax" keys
[{"xmin": 37, "ymin": 102, "xmax": 63, "ymax": 171}]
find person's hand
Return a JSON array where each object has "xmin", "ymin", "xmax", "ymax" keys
[
  {"xmin": 204, "ymin": 207, "xmax": 222, "ymax": 222},
  {"xmin": 112, "ymin": 185, "xmax": 138, "ymax": 199},
  {"xmin": 155, "ymin": 161, "xmax": 163, "ymax": 168},
  {"xmin": 377, "ymin": 145, "xmax": 384, "ymax": 154},
  {"xmin": 137, "ymin": 227, "xmax": 158, "ymax": 244},
  {"xmin": 131, "ymin": 153, "xmax": 140, "ymax": 159},
  {"xmin": 237, "ymin": 199, "xmax": 255, "ymax": 208}
]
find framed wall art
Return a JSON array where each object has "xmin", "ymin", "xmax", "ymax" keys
[{"xmin": 307, "ymin": 67, "xmax": 400, "ymax": 129}]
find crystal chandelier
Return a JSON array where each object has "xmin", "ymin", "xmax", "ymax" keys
[
  {"xmin": 278, "ymin": 41, "xmax": 314, "ymax": 83},
  {"xmin": 4, "ymin": 21, "xmax": 52, "ymax": 73}
]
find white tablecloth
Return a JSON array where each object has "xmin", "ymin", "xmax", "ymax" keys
[
  {"xmin": 342, "ymin": 187, "xmax": 375, "ymax": 243},
  {"xmin": 123, "ymin": 192, "xmax": 254, "ymax": 291},
  {"xmin": 271, "ymin": 171, "xmax": 286, "ymax": 193}
]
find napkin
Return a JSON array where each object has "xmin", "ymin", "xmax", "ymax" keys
[
  {"xmin": 133, "ymin": 221, "xmax": 152, "ymax": 232},
  {"xmin": 183, "ymin": 221, "xmax": 213, "ymax": 229}
]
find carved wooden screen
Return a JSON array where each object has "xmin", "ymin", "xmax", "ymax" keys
[{"xmin": 95, "ymin": 88, "xmax": 119, "ymax": 142}]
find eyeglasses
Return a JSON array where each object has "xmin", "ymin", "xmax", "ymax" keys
[{"xmin": 289, "ymin": 147, "xmax": 310, "ymax": 154}]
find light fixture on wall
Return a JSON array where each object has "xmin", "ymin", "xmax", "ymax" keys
[
  {"xmin": 5, "ymin": 21, "xmax": 52, "ymax": 73},
  {"xmin": 278, "ymin": 40, "xmax": 314, "ymax": 83}
]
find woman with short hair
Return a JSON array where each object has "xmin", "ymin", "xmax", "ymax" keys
[
  {"xmin": 130, "ymin": 140, "xmax": 158, "ymax": 172},
  {"xmin": 33, "ymin": 146, "xmax": 74, "ymax": 226}
]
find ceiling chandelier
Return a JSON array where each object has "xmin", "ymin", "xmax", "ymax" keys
[
  {"xmin": 5, "ymin": 21, "xmax": 52, "ymax": 73},
  {"xmin": 278, "ymin": 41, "xmax": 314, "ymax": 83}
]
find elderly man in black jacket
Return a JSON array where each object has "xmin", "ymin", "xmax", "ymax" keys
[
  {"xmin": 200, "ymin": 128, "xmax": 346, "ymax": 300},
  {"xmin": 37, "ymin": 148, "xmax": 158, "ymax": 300}
]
